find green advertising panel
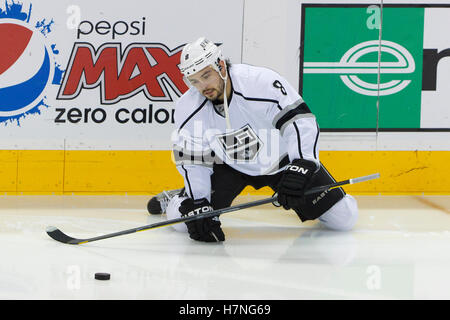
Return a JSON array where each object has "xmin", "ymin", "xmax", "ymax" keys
[{"xmin": 301, "ymin": 5, "xmax": 424, "ymax": 129}]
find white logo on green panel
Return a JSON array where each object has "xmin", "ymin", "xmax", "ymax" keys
[
  {"xmin": 304, "ymin": 40, "xmax": 415, "ymax": 96},
  {"xmin": 301, "ymin": 6, "xmax": 425, "ymax": 129}
]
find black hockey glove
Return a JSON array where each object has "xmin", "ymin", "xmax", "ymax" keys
[
  {"xmin": 277, "ymin": 159, "xmax": 317, "ymax": 210},
  {"xmin": 179, "ymin": 198, "xmax": 225, "ymax": 242}
]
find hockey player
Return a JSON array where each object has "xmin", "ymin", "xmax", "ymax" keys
[{"xmin": 148, "ymin": 37, "xmax": 358, "ymax": 242}]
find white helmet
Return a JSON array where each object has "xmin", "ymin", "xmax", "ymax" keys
[{"xmin": 179, "ymin": 37, "xmax": 224, "ymax": 77}]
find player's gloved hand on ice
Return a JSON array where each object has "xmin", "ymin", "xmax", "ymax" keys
[
  {"xmin": 277, "ymin": 158, "xmax": 318, "ymax": 210},
  {"xmin": 179, "ymin": 198, "xmax": 225, "ymax": 242}
]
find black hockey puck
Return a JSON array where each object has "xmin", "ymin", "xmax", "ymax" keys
[{"xmin": 94, "ymin": 272, "xmax": 110, "ymax": 280}]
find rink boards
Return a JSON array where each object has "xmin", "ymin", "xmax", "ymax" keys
[
  {"xmin": 0, "ymin": 150, "xmax": 448, "ymax": 194},
  {"xmin": 0, "ymin": 0, "xmax": 449, "ymax": 194}
]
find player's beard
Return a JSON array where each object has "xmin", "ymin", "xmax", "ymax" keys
[{"xmin": 205, "ymin": 79, "xmax": 225, "ymax": 104}]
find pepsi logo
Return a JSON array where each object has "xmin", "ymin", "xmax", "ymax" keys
[{"xmin": 0, "ymin": 19, "xmax": 54, "ymax": 120}]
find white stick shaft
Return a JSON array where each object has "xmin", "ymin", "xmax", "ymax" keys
[{"xmin": 349, "ymin": 173, "xmax": 380, "ymax": 184}]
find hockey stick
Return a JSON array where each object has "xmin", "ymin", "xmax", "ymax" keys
[{"xmin": 46, "ymin": 173, "xmax": 379, "ymax": 245}]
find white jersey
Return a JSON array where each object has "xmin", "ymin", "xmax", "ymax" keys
[{"xmin": 172, "ymin": 64, "xmax": 320, "ymax": 200}]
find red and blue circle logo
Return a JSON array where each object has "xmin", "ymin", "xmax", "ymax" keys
[{"xmin": 0, "ymin": 18, "xmax": 55, "ymax": 124}]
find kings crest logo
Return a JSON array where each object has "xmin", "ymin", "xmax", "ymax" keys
[
  {"xmin": 216, "ymin": 124, "xmax": 263, "ymax": 162},
  {"xmin": 0, "ymin": 1, "xmax": 63, "ymax": 125}
]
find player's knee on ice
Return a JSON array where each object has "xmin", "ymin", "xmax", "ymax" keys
[{"xmin": 318, "ymin": 195, "xmax": 358, "ymax": 231}]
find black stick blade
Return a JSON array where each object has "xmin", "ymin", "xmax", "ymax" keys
[{"xmin": 46, "ymin": 226, "xmax": 85, "ymax": 245}]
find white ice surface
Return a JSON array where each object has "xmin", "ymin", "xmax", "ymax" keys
[{"xmin": 0, "ymin": 195, "xmax": 449, "ymax": 300}]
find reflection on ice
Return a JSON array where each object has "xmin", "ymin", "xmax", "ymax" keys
[{"xmin": 0, "ymin": 195, "xmax": 449, "ymax": 299}]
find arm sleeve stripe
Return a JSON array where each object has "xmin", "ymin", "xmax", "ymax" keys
[
  {"xmin": 293, "ymin": 122, "xmax": 303, "ymax": 159},
  {"xmin": 181, "ymin": 165, "xmax": 193, "ymax": 198},
  {"xmin": 313, "ymin": 122, "xmax": 320, "ymax": 160},
  {"xmin": 279, "ymin": 114, "xmax": 316, "ymax": 136},
  {"xmin": 273, "ymin": 102, "xmax": 312, "ymax": 130},
  {"xmin": 173, "ymin": 147, "xmax": 215, "ymax": 167},
  {"xmin": 272, "ymin": 99, "xmax": 304, "ymax": 127},
  {"xmin": 179, "ymin": 98, "xmax": 208, "ymax": 131}
]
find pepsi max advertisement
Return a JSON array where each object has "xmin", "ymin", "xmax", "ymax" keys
[{"xmin": 0, "ymin": 0, "xmax": 243, "ymax": 150}]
